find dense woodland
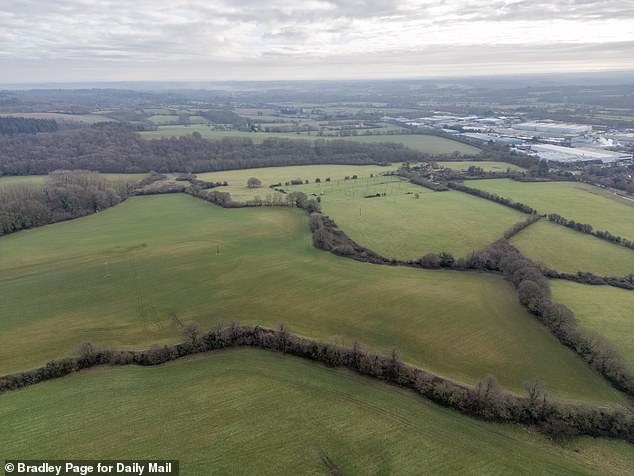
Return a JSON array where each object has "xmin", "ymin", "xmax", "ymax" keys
[
  {"xmin": 0, "ymin": 117, "xmax": 58, "ymax": 135},
  {"xmin": 0, "ymin": 125, "xmax": 431, "ymax": 175},
  {"xmin": 0, "ymin": 171, "xmax": 130, "ymax": 236}
]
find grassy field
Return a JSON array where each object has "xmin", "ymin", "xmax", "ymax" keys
[
  {"xmin": 140, "ymin": 126, "xmax": 316, "ymax": 142},
  {"xmin": 1, "ymin": 349, "xmax": 632, "ymax": 475},
  {"xmin": 196, "ymin": 164, "xmax": 400, "ymax": 201},
  {"xmin": 0, "ymin": 194, "xmax": 623, "ymax": 404},
  {"xmin": 552, "ymin": 281, "xmax": 634, "ymax": 366},
  {"xmin": 437, "ymin": 161, "xmax": 526, "ymax": 172},
  {"xmin": 512, "ymin": 220, "xmax": 634, "ymax": 276},
  {"xmin": 338, "ymin": 134, "xmax": 479, "ymax": 154},
  {"xmin": 139, "ymin": 126, "xmax": 479, "ymax": 154},
  {"xmin": 464, "ymin": 179, "xmax": 634, "ymax": 240},
  {"xmin": 148, "ymin": 114, "xmax": 179, "ymax": 124},
  {"xmin": 289, "ymin": 176, "xmax": 525, "ymax": 260},
  {"xmin": 0, "ymin": 173, "xmax": 147, "ymax": 188}
]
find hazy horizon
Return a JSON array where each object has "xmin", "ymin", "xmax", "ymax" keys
[{"xmin": 2, "ymin": 1, "xmax": 634, "ymax": 82}]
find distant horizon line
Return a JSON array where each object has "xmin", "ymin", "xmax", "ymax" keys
[{"xmin": 2, "ymin": 69, "xmax": 633, "ymax": 88}]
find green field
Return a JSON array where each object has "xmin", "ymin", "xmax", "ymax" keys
[
  {"xmin": 140, "ymin": 126, "xmax": 315, "ymax": 142},
  {"xmin": 552, "ymin": 281, "xmax": 634, "ymax": 366},
  {"xmin": 0, "ymin": 194, "xmax": 623, "ymax": 403},
  {"xmin": 139, "ymin": 126, "xmax": 479, "ymax": 154},
  {"xmin": 1, "ymin": 350, "xmax": 632, "ymax": 475},
  {"xmin": 289, "ymin": 176, "xmax": 525, "ymax": 260},
  {"xmin": 437, "ymin": 161, "xmax": 526, "ymax": 172},
  {"xmin": 196, "ymin": 164, "xmax": 399, "ymax": 201},
  {"xmin": 148, "ymin": 114, "xmax": 179, "ymax": 124},
  {"xmin": 464, "ymin": 179, "xmax": 634, "ymax": 240},
  {"xmin": 339, "ymin": 134, "xmax": 479, "ymax": 154},
  {"xmin": 512, "ymin": 220, "xmax": 634, "ymax": 276},
  {"xmin": 0, "ymin": 173, "xmax": 147, "ymax": 188}
]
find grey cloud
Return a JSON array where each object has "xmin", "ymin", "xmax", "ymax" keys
[
  {"xmin": 459, "ymin": 0, "xmax": 634, "ymax": 22},
  {"xmin": 0, "ymin": 0, "xmax": 632, "ymax": 81}
]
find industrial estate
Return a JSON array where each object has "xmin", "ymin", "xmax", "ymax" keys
[{"xmin": 390, "ymin": 115, "xmax": 634, "ymax": 164}]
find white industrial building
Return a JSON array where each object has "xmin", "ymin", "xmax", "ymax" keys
[
  {"xmin": 513, "ymin": 121, "xmax": 592, "ymax": 136},
  {"xmin": 529, "ymin": 144, "xmax": 632, "ymax": 163}
]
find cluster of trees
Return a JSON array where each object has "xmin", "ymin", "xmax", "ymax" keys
[
  {"xmin": 547, "ymin": 213, "xmax": 634, "ymax": 250},
  {"xmin": 310, "ymin": 213, "xmax": 390, "ymax": 263},
  {"xmin": 1, "ymin": 323, "xmax": 632, "ymax": 443},
  {"xmin": 0, "ymin": 125, "xmax": 428, "ymax": 175},
  {"xmin": 0, "ymin": 171, "xmax": 130, "ymax": 236},
  {"xmin": 417, "ymin": 252, "xmax": 456, "ymax": 268},
  {"xmin": 247, "ymin": 177, "xmax": 262, "ymax": 188},
  {"xmin": 475, "ymin": 144, "xmax": 542, "ymax": 170},
  {"xmin": 132, "ymin": 173, "xmax": 226, "ymax": 196},
  {"xmin": 580, "ymin": 163, "xmax": 634, "ymax": 195},
  {"xmin": 187, "ymin": 186, "xmax": 320, "ymax": 212},
  {"xmin": 401, "ymin": 171, "xmax": 449, "ymax": 191},
  {"xmin": 447, "ymin": 182, "xmax": 537, "ymax": 214},
  {"xmin": 0, "ymin": 117, "xmax": 59, "ymax": 135}
]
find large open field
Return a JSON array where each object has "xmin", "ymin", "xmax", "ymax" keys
[
  {"xmin": 512, "ymin": 220, "xmax": 634, "ymax": 276},
  {"xmin": 552, "ymin": 281, "xmax": 634, "ymax": 366},
  {"xmin": 140, "ymin": 126, "xmax": 479, "ymax": 154},
  {"xmin": 437, "ymin": 161, "xmax": 526, "ymax": 172},
  {"xmin": 289, "ymin": 176, "xmax": 525, "ymax": 260},
  {"xmin": 339, "ymin": 134, "xmax": 480, "ymax": 154},
  {"xmin": 0, "ymin": 194, "xmax": 623, "ymax": 404},
  {"xmin": 196, "ymin": 164, "xmax": 399, "ymax": 201},
  {"xmin": 464, "ymin": 179, "xmax": 634, "ymax": 239},
  {"xmin": 1, "ymin": 349, "xmax": 632, "ymax": 475}
]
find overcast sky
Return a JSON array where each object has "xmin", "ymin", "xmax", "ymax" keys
[{"xmin": 1, "ymin": 0, "xmax": 633, "ymax": 82}]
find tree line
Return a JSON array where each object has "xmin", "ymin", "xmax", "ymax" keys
[
  {"xmin": 547, "ymin": 213, "xmax": 634, "ymax": 250},
  {"xmin": 446, "ymin": 182, "xmax": 537, "ymax": 214},
  {"xmin": 1, "ymin": 323, "xmax": 632, "ymax": 443},
  {"xmin": 0, "ymin": 125, "xmax": 429, "ymax": 175},
  {"xmin": 544, "ymin": 269, "xmax": 634, "ymax": 291},
  {"xmin": 0, "ymin": 171, "xmax": 131, "ymax": 236}
]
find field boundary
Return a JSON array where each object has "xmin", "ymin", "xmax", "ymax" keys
[
  {"xmin": 445, "ymin": 180, "xmax": 634, "ymax": 251},
  {"xmin": 1, "ymin": 324, "xmax": 632, "ymax": 444}
]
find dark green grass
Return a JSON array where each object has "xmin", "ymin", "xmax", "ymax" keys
[
  {"xmin": 0, "ymin": 194, "xmax": 624, "ymax": 404},
  {"xmin": 1, "ymin": 350, "xmax": 632, "ymax": 475}
]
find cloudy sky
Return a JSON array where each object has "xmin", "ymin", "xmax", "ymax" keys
[{"xmin": 1, "ymin": 0, "xmax": 633, "ymax": 82}]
